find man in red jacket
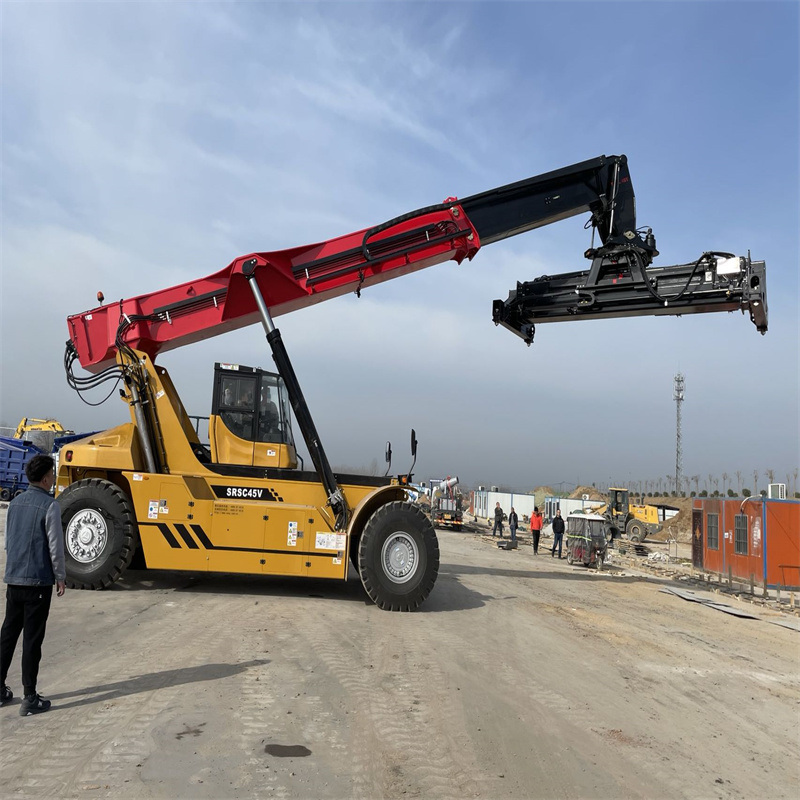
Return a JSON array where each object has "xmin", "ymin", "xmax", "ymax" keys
[{"xmin": 530, "ymin": 507, "xmax": 543, "ymax": 554}]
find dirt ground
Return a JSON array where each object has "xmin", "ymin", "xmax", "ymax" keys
[{"xmin": 0, "ymin": 508, "xmax": 798, "ymax": 799}]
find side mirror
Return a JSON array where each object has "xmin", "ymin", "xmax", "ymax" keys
[
  {"xmin": 407, "ymin": 429, "xmax": 417, "ymax": 477},
  {"xmin": 384, "ymin": 441, "xmax": 392, "ymax": 476}
]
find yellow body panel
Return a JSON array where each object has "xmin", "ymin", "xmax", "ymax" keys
[
  {"xmin": 122, "ymin": 470, "xmax": 400, "ymax": 581},
  {"xmin": 629, "ymin": 503, "xmax": 660, "ymax": 525},
  {"xmin": 209, "ymin": 414, "xmax": 297, "ymax": 469}
]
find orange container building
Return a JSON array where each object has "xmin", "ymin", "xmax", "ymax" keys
[{"xmin": 692, "ymin": 498, "xmax": 800, "ymax": 589}]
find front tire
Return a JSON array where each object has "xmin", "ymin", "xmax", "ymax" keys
[
  {"xmin": 358, "ymin": 501, "xmax": 439, "ymax": 611},
  {"xmin": 58, "ymin": 479, "xmax": 137, "ymax": 589},
  {"xmin": 626, "ymin": 519, "xmax": 645, "ymax": 543}
]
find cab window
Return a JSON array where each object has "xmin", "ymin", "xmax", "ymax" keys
[{"xmin": 220, "ymin": 376, "xmax": 257, "ymax": 440}]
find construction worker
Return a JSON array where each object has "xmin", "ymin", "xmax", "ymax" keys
[
  {"xmin": 0, "ymin": 455, "xmax": 66, "ymax": 716},
  {"xmin": 551, "ymin": 508, "xmax": 565, "ymax": 558},
  {"xmin": 492, "ymin": 502, "xmax": 504, "ymax": 537},
  {"xmin": 508, "ymin": 507, "xmax": 518, "ymax": 544},
  {"xmin": 530, "ymin": 506, "xmax": 544, "ymax": 554}
]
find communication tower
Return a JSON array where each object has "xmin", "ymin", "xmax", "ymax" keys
[{"xmin": 674, "ymin": 373, "xmax": 685, "ymax": 493}]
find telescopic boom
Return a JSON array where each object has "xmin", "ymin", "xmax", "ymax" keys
[{"xmin": 66, "ymin": 154, "xmax": 766, "ymax": 371}]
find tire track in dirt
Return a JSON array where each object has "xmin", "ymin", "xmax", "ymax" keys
[
  {"xmin": 0, "ymin": 587, "xmax": 241, "ymax": 797},
  {"xmin": 290, "ymin": 599, "xmax": 486, "ymax": 800}
]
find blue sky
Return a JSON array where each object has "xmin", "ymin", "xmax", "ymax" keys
[{"xmin": 1, "ymin": 1, "xmax": 798, "ymax": 493}]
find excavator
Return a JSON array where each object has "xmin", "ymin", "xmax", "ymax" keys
[
  {"xmin": 56, "ymin": 154, "xmax": 768, "ymax": 610},
  {"xmin": 14, "ymin": 418, "xmax": 68, "ymax": 439}
]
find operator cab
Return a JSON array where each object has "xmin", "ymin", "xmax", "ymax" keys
[
  {"xmin": 209, "ymin": 363, "xmax": 297, "ymax": 469},
  {"xmin": 609, "ymin": 488, "xmax": 630, "ymax": 517}
]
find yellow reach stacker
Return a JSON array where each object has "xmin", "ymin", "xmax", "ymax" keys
[{"xmin": 56, "ymin": 155, "xmax": 767, "ymax": 610}]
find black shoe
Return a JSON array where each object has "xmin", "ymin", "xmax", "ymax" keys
[
  {"xmin": 1, "ymin": 685, "xmax": 12, "ymax": 705},
  {"xmin": 20, "ymin": 693, "xmax": 51, "ymax": 716}
]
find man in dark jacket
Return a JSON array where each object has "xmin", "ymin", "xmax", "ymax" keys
[
  {"xmin": 508, "ymin": 507, "xmax": 518, "ymax": 544},
  {"xmin": 492, "ymin": 502, "xmax": 504, "ymax": 537},
  {"xmin": 1, "ymin": 455, "xmax": 66, "ymax": 716},
  {"xmin": 551, "ymin": 508, "xmax": 566, "ymax": 558}
]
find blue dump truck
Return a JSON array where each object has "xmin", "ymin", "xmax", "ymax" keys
[
  {"xmin": 0, "ymin": 432, "xmax": 96, "ymax": 501},
  {"xmin": 0, "ymin": 437, "xmax": 40, "ymax": 500}
]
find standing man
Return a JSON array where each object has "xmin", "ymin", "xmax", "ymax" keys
[
  {"xmin": 1, "ymin": 455, "xmax": 66, "ymax": 716},
  {"xmin": 551, "ymin": 508, "xmax": 565, "ymax": 559},
  {"xmin": 492, "ymin": 502, "xmax": 504, "ymax": 538},
  {"xmin": 530, "ymin": 506, "xmax": 544, "ymax": 555},
  {"xmin": 508, "ymin": 507, "xmax": 518, "ymax": 545}
]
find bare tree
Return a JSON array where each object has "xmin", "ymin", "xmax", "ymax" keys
[
  {"xmin": 722, "ymin": 472, "xmax": 729, "ymax": 495},
  {"xmin": 693, "ymin": 475, "xmax": 700, "ymax": 495},
  {"xmin": 753, "ymin": 470, "xmax": 759, "ymax": 495},
  {"xmin": 735, "ymin": 470, "xmax": 743, "ymax": 495},
  {"xmin": 766, "ymin": 468, "xmax": 775, "ymax": 486}
]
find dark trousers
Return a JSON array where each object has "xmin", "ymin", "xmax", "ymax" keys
[
  {"xmin": 552, "ymin": 532, "xmax": 563, "ymax": 557},
  {"xmin": 532, "ymin": 530, "xmax": 541, "ymax": 553},
  {"xmin": 492, "ymin": 520, "xmax": 503, "ymax": 537},
  {"xmin": 0, "ymin": 585, "xmax": 53, "ymax": 695},
  {"xmin": 510, "ymin": 525, "xmax": 517, "ymax": 542}
]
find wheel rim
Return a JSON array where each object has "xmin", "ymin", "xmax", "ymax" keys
[
  {"xmin": 66, "ymin": 509, "xmax": 108, "ymax": 563},
  {"xmin": 380, "ymin": 531, "xmax": 419, "ymax": 584}
]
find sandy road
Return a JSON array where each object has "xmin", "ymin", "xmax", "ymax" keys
[{"xmin": 0, "ymin": 512, "xmax": 797, "ymax": 799}]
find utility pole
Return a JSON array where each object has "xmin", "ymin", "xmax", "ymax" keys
[{"xmin": 674, "ymin": 373, "xmax": 684, "ymax": 495}]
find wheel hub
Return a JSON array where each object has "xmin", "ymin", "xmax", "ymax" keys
[
  {"xmin": 66, "ymin": 509, "xmax": 108, "ymax": 563},
  {"xmin": 381, "ymin": 532, "xmax": 419, "ymax": 584}
]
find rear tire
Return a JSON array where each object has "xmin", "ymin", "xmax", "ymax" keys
[
  {"xmin": 0, "ymin": 488, "xmax": 10, "ymax": 501},
  {"xmin": 58, "ymin": 479, "xmax": 137, "ymax": 589},
  {"xmin": 358, "ymin": 501, "xmax": 439, "ymax": 611}
]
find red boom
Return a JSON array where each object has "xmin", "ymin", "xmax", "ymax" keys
[{"xmin": 67, "ymin": 203, "xmax": 480, "ymax": 372}]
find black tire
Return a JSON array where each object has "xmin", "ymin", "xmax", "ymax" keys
[
  {"xmin": 12, "ymin": 489, "xmax": 25, "ymax": 498},
  {"xmin": 58, "ymin": 479, "xmax": 137, "ymax": 589},
  {"xmin": 626, "ymin": 519, "xmax": 645, "ymax": 543},
  {"xmin": 0, "ymin": 488, "xmax": 10, "ymax": 501},
  {"xmin": 358, "ymin": 501, "xmax": 439, "ymax": 611}
]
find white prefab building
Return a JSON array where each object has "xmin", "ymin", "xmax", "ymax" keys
[
  {"xmin": 544, "ymin": 495, "xmax": 606, "ymax": 523},
  {"xmin": 472, "ymin": 489, "xmax": 540, "ymax": 524}
]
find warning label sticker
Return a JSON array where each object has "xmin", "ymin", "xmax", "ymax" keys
[
  {"xmin": 316, "ymin": 532, "xmax": 346, "ymax": 551},
  {"xmin": 287, "ymin": 521, "xmax": 298, "ymax": 547},
  {"xmin": 148, "ymin": 501, "xmax": 159, "ymax": 520}
]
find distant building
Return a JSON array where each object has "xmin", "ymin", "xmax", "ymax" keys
[
  {"xmin": 472, "ymin": 488, "xmax": 539, "ymax": 523},
  {"xmin": 692, "ymin": 497, "xmax": 800, "ymax": 589}
]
